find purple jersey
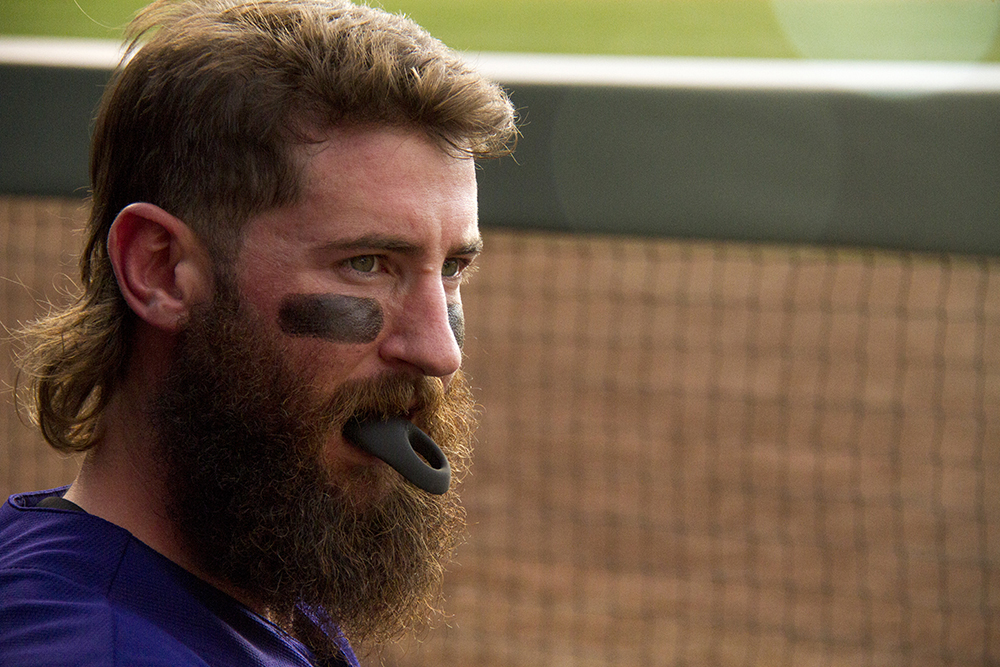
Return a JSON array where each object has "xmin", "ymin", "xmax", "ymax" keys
[{"xmin": 0, "ymin": 488, "xmax": 358, "ymax": 667}]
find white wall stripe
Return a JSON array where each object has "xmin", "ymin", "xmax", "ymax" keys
[{"xmin": 2, "ymin": 36, "xmax": 999, "ymax": 93}]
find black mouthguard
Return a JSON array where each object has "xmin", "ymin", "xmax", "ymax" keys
[{"xmin": 343, "ymin": 417, "xmax": 451, "ymax": 495}]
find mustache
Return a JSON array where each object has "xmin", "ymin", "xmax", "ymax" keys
[{"xmin": 308, "ymin": 373, "xmax": 445, "ymax": 436}]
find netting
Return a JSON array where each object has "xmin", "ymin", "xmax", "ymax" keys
[
  {"xmin": 2, "ymin": 196, "xmax": 997, "ymax": 666},
  {"xmin": 1, "ymin": 197, "xmax": 85, "ymax": 495}
]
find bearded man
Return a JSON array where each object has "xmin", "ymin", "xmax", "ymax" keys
[{"xmin": 0, "ymin": 1, "xmax": 516, "ymax": 665}]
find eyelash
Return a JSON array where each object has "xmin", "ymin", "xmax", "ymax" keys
[{"xmin": 344, "ymin": 255, "xmax": 475, "ymax": 280}]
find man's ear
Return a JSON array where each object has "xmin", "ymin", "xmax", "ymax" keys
[{"xmin": 107, "ymin": 202, "xmax": 214, "ymax": 333}]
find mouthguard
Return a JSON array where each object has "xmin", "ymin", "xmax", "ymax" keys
[{"xmin": 343, "ymin": 417, "xmax": 451, "ymax": 495}]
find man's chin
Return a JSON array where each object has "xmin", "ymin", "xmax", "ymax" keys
[{"xmin": 330, "ymin": 461, "xmax": 405, "ymax": 510}]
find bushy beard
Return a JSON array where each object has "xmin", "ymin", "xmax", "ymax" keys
[{"xmin": 150, "ymin": 286, "xmax": 475, "ymax": 655}]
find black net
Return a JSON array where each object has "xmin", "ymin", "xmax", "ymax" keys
[{"xmin": 2, "ymin": 197, "xmax": 997, "ymax": 666}]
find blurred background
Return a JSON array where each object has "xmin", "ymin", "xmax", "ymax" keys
[
  {"xmin": 2, "ymin": 1, "xmax": 999, "ymax": 665},
  {"xmin": 3, "ymin": 0, "xmax": 1000, "ymax": 60}
]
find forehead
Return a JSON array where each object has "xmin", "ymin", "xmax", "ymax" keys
[
  {"xmin": 287, "ymin": 126, "xmax": 479, "ymax": 245},
  {"xmin": 234, "ymin": 126, "xmax": 480, "ymax": 269}
]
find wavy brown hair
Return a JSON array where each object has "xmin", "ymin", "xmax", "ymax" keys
[{"xmin": 16, "ymin": 0, "xmax": 516, "ymax": 453}]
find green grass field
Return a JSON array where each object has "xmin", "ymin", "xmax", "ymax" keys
[{"xmin": 2, "ymin": 0, "xmax": 999, "ymax": 61}]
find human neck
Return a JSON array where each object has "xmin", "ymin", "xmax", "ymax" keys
[
  {"xmin": 63, "ymin": 389, "xmax": 178, "ymax": 558},
  {"xmin": 63, "ymin": 397, "xmax": 288, "ymax": 626}
]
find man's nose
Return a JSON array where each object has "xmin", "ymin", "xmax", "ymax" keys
[{"xmin": 379, "ymin": 280, "xmax": 463, "ymax": 379}]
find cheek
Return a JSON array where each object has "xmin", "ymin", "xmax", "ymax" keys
[
  {"xmin": 278, "ymin": 294, "xmax": 383, "ymax": 343},
  {"xmin": 448, "ymin": 303, "xmax": 465, "ymax": 349},
  {"xmin": 278, "ymin": 293, "xmax": 465, "ymax": 349}
]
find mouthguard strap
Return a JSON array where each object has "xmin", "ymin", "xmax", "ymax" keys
[{"xmin": 343, "ymin": 417, "xmax": 451, "ymax": 495}]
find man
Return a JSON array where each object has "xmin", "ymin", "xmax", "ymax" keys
[{"xmin": 0, "ymin": 1, "xmax": 516, "ymax": 665}]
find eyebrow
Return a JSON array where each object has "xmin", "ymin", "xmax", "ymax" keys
[
  {"xmin": 317, "ymin": 234, "xmax": 484, "ymax": 257},
  {"xmin": 455, "ymin": 237, "xmax": 485, "ymax": 256}
]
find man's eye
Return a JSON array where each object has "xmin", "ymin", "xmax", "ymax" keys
[
  {"xmin": 442, "ymin": 258, "xmax": 464, "ymax": 278},
  {"xmin": 348, "ymin": 255, "xmax": 379, "ymax": 273}
]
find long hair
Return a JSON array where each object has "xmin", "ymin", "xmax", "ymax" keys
[{"xmin": 16, "ymin": 0, "xmax": 517, "ymax": 453}]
